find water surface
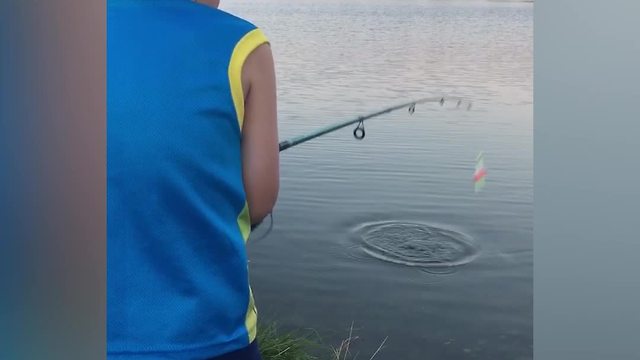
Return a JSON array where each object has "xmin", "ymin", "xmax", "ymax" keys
[{"xmin": 223, "ymin": 1, "xmax": 533, "ymax": 358}]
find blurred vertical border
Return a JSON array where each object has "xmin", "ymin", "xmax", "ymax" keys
[
  {"xmin": 0, "ymin": 1, "xmax": 105, "ymax": 359},
  {"xmin": 535, "ymin": 0, "xmax": 640, "ymax": 359}
]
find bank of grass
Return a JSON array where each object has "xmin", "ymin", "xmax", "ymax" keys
[{"xmin": 257, "ymin": 322, "xmax": 387, "ymax": 360}]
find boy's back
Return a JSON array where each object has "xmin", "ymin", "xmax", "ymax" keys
[{"xmin": 108, "ymin": 1, "xmax": 274, "ymax": 358}]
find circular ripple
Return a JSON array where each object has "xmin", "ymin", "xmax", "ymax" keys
[{"xmin": 354, "ymin": 221, "xmax": 478, "ymax": 268}]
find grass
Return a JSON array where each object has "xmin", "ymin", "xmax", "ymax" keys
[
  {"xmin": 257, "ymin": 323, "xmax": 319, "ymax": 360},
  {"xmin": 258, "ymin": 322, "xmax": 388, "ymax": 360}
]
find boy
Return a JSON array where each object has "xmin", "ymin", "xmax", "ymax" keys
[{"xmin": 107, "ymin": 0, "xmax": 279, "ymax": 359}]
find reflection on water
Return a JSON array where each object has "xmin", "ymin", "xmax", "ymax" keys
[{"xmin": 223, "ymin": 0, "xmax": 533, "ymax": 359}]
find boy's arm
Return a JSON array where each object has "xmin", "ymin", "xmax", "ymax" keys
[{"xmin": 241, "ymin": 43, "xmax": 279, "ymax": 225}]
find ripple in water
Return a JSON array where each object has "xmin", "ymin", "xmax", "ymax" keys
[{"xmin": 354, "ymin": 221, "xmax": 479, "ymax": 269}]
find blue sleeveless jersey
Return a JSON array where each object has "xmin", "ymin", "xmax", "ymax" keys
[{"xmin": 107, "ymin": 1, "xmax": 268, "ymax": 358}]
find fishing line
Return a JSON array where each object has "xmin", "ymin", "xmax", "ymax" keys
[{"xmin": 250, "ymin": 213, "xmax": 274, "ymax": 242}]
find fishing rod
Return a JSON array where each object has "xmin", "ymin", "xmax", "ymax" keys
[
  {"xmin": 278, "ymin": 96, "xmax": 472, "ymax": 152},
  {"xmin": 251, "ymin": 96, "xmax": 472, "ymax": 234}
]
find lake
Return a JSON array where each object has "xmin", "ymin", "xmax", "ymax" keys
[{"xmin": 222, "ymin": 0, "xmax": 533, "ymax": 359}]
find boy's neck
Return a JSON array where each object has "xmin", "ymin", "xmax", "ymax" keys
[{"xmin": 195, "ymin": 0, "xmax": 220, "ymax": 9}]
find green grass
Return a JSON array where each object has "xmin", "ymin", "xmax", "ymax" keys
[
  {"xmin": 257, "ymin": 322, "xmax": 387, "ymax": 360},
  {"xmin": 257, "ymin": 323, "xmax": 320, "ymax": 360}
]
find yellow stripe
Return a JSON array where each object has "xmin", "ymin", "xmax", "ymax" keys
[
  {"xmin": 237, "ymin": 202, "xmax": 257, "ymax": 342},
  {"xmin": 237, "ymin": 202, "xmax": 255, "ymax": 342},
  {"xmin": 244, "ymin": 286, "xmax": 258, "ymax": 342},
  {"xmin": 228, "ymin": 28, "xmax": 269, "ymax": 132},
  {"xmin": 237, "ymin": 202, "xmax": 251, "ymax": 243}
]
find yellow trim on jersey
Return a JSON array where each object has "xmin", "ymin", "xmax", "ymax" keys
[
  {"xmin": 244, "ymin": 286, "xmax": 258, "ymax": 342},
  {"xmin": 237, "ymin": 202, "xmax": 251, "ymax": 243},
  {"xmin": 228, "ymin": 28, "xmax": 270, "ymax": 132},
  {"xmin": 238, "ymin": 202, "xmax": 257, "ymax": 342}
]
